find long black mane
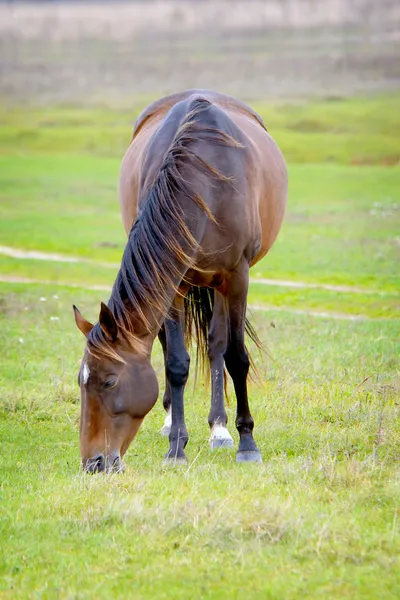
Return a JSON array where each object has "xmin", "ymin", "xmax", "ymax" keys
[{"xmin": 87, "ymin": 98, "xmax": 240, "ymax": 362}]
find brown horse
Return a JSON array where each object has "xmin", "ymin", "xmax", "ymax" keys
[{"xmin": 73, "ymin": 90, "xmax": 287, "ymax": 472}]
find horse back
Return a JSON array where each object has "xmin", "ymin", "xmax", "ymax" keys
[{"xmin": 119, "ymin": 91, "xmax": 287, "ymax": 263}]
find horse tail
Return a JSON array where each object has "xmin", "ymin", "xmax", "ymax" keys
[
  {"xmin": 184, "ymin": 286, "xmax": 263, "ymax": 390},
  {"xmin": 184, "ymin": 286, "xmax": 214, "ymax": 381}
]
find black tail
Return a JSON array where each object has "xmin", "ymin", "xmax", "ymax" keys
[
  {"xmin": 184, "ymin": 286, "xmax": 263, "ymax": 384},
  {"xmin": 184, "ymin": 286, "xmax": 214, "ymax": 379}
]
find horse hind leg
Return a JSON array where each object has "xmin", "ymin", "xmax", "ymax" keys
[
  {"xmin": 224, "ymin": 260, "xmax": 262, "ymax": 463},
  {"xmin": 158, "ymin": 323, "xmax": 172, "ymax": 436},
  {"xmin": 207, "ymin": 291, "xmax": 234, "ymax": 450}
]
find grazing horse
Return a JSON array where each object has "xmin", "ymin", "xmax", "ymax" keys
[{"xmin": 73, "ymin": 90, "xmax": 287, "ymax": 472}]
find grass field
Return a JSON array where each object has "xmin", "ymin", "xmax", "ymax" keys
[{"xmin": 0, "ymin": 93, "xmax": 399, "ymax": 599}]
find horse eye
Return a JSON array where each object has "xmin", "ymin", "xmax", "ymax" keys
[{"xmin": 102, "ymin": 378, "xmax": 117, "ymax": 390}]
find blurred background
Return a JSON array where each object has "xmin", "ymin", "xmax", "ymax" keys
[{"xmin": 1, "ymin": 0, "xmax": 399, "ymax": 104}]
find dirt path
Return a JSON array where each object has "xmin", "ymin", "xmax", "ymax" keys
[
  {"xmin": 0, "ymin": 246, "xmax": 377, "ymax": 295},
  {"xmin": 251, "ymin": 277, "xmax": 375, "ymax": 295},
  {"xmin": 0, "ymin": 246, "xmax": 119, "ymax": 268},
  {"xmin": 0, "ymin": 275, "xmax": 111, "ymax": 292},
  {"xmin": 0, "ymin": 275, "xmax": 390, "ymax": 322}
]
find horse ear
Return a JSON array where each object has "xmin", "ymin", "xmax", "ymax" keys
[
  {"xmin": 73, "ymin": 305, "xmax": 94, "ymax": 338},
  {"xmin": 99, "ymin": 302, "xmax": 118, "ymax": 341}
]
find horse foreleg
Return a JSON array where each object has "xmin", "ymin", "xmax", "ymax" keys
[
  {"xmin": 207, "ymin": 290, "xmax": 233, "ymax": 449},
  {"xmin": 163, "ymin": 298, "xmax": 190, "ymax": 464},
  {"xmin": 224, "ymin": 260, "xmax": 262, "ymax": 463}
]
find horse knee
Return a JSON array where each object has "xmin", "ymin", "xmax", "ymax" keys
[{"xmin": 166, "ymin": 352, "xmax": 190, "ymax": 387}]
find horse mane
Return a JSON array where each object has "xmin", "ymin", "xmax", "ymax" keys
[{"xmin": 87, "ymin": 97, "xmax": 242, "ymax": 363}]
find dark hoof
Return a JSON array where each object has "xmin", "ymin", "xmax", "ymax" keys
[
  {"xmin": 210, "ymin": 438, "xmax": 234, "ymax": 449},
  {"xmin": 163, "ymin": 452, "xmax": 188, "ymax": 466},
  {"xmin": 236, "ymin": 450, "xmax": 262, "ymax": 463}
]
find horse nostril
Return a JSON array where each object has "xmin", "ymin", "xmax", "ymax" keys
[
  {"xmin": 112, "ymin": 455, "xmax": 125, "ymax": 473},
  {"xmin": 85, "ymin": 454, "xmax": 105, "ymax": 473}
]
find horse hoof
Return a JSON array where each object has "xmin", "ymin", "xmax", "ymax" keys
[
  {"xmin": 163, "ymin": 456, "xmax": 188, "ymax": 466},
  {"xmin": 236, "ymin": 450, "xmax": 262, "ymax": 463},
  {"xmin": 163, "ymin": 448, "xmax": 187, "ymax": 465},
  {"xmin": 161, "ymin": 424, "xmax": 171, "ymax": 437},
  {"xmin": 209, "ymin": 425, "xmax": 234, "ymax": 450},
  {"xmin": 210, "ymin": 438, "xmax": 234, "ymax": 449}
]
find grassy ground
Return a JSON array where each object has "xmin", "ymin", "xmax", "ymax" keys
[
  {"xmin": 1, "ymin": 284, "xmax": 399, "ymax": 599},
  {"xmin": 0, "ymin": 94, "xmax": 399, "ymax": 598}
]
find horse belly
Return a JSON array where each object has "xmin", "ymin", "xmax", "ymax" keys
[
  {"xmin": 220, "ymin": 111, "xmax": 287, "ymax": 268},
  {"xmin": 249, "ymin": 135, "xmax": 287, "ymax": 267}
]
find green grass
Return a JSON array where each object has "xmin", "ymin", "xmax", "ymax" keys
[
  {"xmin": 1, "ymin": 94, "xmax": 399, "ymax": 165},
  {"xmin": 1, "ymin": 283, "xmax": 399, "ymax": 599},
  {"xmin": 253, "ymin": 95, "xmax": 400, "ymax": 166},
  {"xmin": 1, "ymin": 94, "xmax": 400, "ymax": 598}
]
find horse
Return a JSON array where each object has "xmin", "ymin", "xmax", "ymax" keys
[{"xmin": 73, "ymin": 89, "xmax": 287, "ymax": 472}]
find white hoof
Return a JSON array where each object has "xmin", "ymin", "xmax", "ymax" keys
[
  {"xmin": 209, "ymin": 425, "xmax": 234, "ymax": 449},
  {"xmin": 161, "ymin": 410, "xmax": 171, "ymax": 437}
]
